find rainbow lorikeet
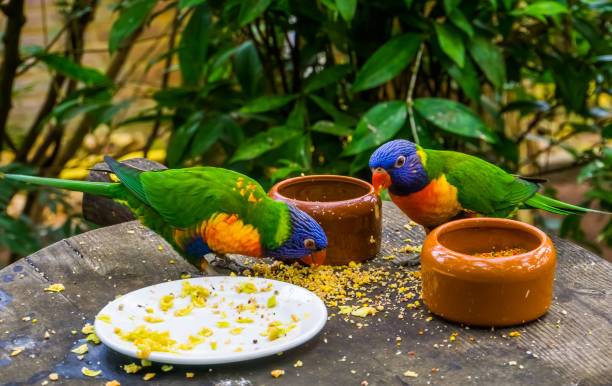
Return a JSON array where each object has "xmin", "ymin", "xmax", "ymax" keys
[
  {"xmin": 369, "ymin": 140, "xmax": 607, "ymax": 230},
  {"xmin": 3, "ymin": 156, "xmax": 327, "ymax": 268}
]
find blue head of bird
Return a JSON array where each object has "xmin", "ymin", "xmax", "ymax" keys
[
  {"xmin": 369, "ymin": 139, "xmax": 429, "ymax": 195},
  {"xmin": 264, "ymin": 205, "xmax": 328, "ymax": 265}
]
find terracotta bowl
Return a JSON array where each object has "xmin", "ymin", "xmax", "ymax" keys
[
  {"xmin": 421, "ymin": 218, "xmax": 556, "ymax": 327},
  {"xmin": 268, "ymin": 175, "xmax": 381, "ymax": 266}
]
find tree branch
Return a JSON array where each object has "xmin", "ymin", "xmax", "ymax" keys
[
  {"xmin": 0, "ymin": 0, "xmax": 25, "ymax": 152},
  {"xmin": 144, "ymin": 10, "xmax": 180, "ymax": 157},
  {"xmin": 406, "ymin": 43, "xmax": 424, "ymax": 145}
]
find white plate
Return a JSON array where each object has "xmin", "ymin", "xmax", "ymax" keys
[{"xmin": 94, "ymin": 276, "xmax": 327, "ymax": 365}]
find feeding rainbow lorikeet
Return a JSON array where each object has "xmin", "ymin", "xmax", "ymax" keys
[
  {"xmin": 3, "ymin": 156, "xmax": 328, "ymax": 269},
  {"xmin": 369, "ymin": 140, "xmax": 608, "ymax": 231}
]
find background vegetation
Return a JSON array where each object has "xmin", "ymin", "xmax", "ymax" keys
[{"xmin": 0, "ymin": 0, "xmax": 610, "ymax": 264}]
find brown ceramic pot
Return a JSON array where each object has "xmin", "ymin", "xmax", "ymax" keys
[
  {"xmin": 421, "ymin": 218, "xmax": 556, "ymax": 327},
  {"xmin": 268, "ymin": 175, "xmax": 381, "ymax": 266}
]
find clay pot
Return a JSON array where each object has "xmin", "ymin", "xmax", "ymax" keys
[
  {"xmin": 421, "ymin": 218, "xmax": 556, "ymax": 327},
  {"xmin": 268, "ymin": 175, "xmax": 381, "ymax": 266}
]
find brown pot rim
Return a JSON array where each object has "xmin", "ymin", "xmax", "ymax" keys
[
  {"xmin": 429, "ymin": 217, "xmax": 548, "ymax": 262},
  {"xmin": 269, "ymin": 174, "xmax": 375, "ymax": 207}
]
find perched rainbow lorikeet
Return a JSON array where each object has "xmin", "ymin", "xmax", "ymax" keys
[
  {"xmin": 3, "ymin": 156, "xmax": 327, "ymax": 268},
  {"xmin": 369, "ymin": 140, "xmax": 608, "ymax": 231}
]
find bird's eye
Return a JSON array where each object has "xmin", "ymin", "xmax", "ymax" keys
[
  {"xmin": 304, "ymin": 238, "xmax": 316, "ymax": 250},
  {"xmin": 394, "ymin": 155, "xmax": 406, "ymax": 168}
]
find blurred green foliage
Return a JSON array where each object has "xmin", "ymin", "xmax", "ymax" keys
[{"xmin": 1, "ymin": 0, "xmax": 611, "ymax": 260}]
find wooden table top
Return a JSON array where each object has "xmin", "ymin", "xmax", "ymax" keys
[{"xmin": 0, "ymin": 202, "xmax": 610, "ymax": 385}]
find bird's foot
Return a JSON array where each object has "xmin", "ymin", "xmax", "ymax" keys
[{"xmin": 204, "ymin": 254, "xmax": 249, "ymax": 276}]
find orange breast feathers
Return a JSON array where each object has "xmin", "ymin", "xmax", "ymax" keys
[
  {"xmin": 389, "ymin": 174, "xmax": 463, "ymax": 228},
  {"xmin": 174, "ymin": 213, "xmax": 263, "ymax": 257}
]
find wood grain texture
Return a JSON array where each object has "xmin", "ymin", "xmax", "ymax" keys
[{"xmin": 0, "ymin": 202, "xmax": 610, "ymax": 385}]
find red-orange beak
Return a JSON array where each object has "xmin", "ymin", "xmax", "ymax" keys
[
  {"xmin": 372, "ymin": 169, "xmax": 391, "ymax": 195},
  {"xmin": 300, "ymin": 250, "xmax": 327, "ymax": 266}
]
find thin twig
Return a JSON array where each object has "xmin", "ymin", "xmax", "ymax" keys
[
  {"xmin": 515, "ymin": 111, "xmax": 543, "ymax": 143},
  {"xmin": 266, "ymin": 15, "xmax": 289, "ymax": 94},
  {"xmin": 247, "ymin": 25, "xmax": 278, "ymax": 93},
  {"xmin": 406, "ymin": 43, "xmax": 425, "ymax": 145},
  {"xmin": 144, "ymin": 10, "xmax": 180, "ymax": 157},
  {"xmin": 16, "ymin": 23, "xmax": 69, "ymax": 76}
]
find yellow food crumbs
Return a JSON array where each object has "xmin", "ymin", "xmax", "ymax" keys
[
  {"xmin": 234, "ymin": 347, "xmax": 243, "ymax": 352},
  {"xmin": 169, "ymin": 260, "xmax": 174, "ymax": 264},
  {"xmin": 180, "ymin": 281, "xmax": 210, "ymax": 307},
  {"xmin": 86, "ymin": 333, "xmax": 101, "ymax": 344},
  {"xmin": 160, "ymin": 294, "xmax": 175, "ymax": 311},
  {"xmin": 48, "ymin": 373, "xmax": 59, "ymax": 381},
  {"xmin": 237, "ymin": 317, "xmax": 253, "ymax": 323},
  {"xmin": 82, "ymin": 324, "xmax": 95, "ymax": 334},
  {"xmin": 271, "ymin": 369, "xmax": 285, "ymax": 378},
  {"xmin": 141, "ymin": 359, "xmax": 152, "ymax": 367},
  {"xmin": 181, "ymin": 274, "xmax": 191, "ymax": 279},
  {"xmin": 146, "ymin": 308, "xmax": 154, "ymax": 314},
  {"xmin": 44, "ymin": 283, "xmax": 65, "ymax": 292},
  {"xmin": 178, "ymin": 335, "xmax": 206, "ymax": 350},
  {"xmin": 71, "ymin": 330, "xmax": 77, "ymax": 335},
  {"xmin": 120, "ymin": 325, "xmax": 177, "ymax": 358},
  {"xmin": 450, "ymin": 333, "xmax": 458, "ymax": 341},
  {"xmin": 294, "ymin": 360, "xmax": 303, "ymax": 367},
  {"xmin": 97, "ymin": 315, "xmax": 111, "ymax": 324},
  {"xmin": 229, "ymin": 328, "xmax": 243, "ymax": 335},
  {"xmin": 158, "ymin": 246, "xmax": 164, "ymax": 251},
  {"xmin": 509, "ymin": 331, "xmax": 521, "ymax": 337},
  {"xmin": 186, "ymin": 372, "xmax": 195, "ymax": 378},
  {"xmin": 123, "ymin": 363, "xmax": 142, "ymax": 373},
  {"xmin": 217, "ymin": 321, "xmax": 230, "ymax": 328},
  {"xmin": 10, "ymin": 347, "xmax": 23, "ymax": 356},
  {"xmin": 161, "ymin": 365, "xmax": 173, "ymax": 372},
  {"xmin": 81, "ymin": 367, "xmax": 102, "ymax": 377},
  {"xmin": 71, "ymin": 344, "xmax": 88, "ymax": 354},
  {"xmin": 174, "ymin": 304, "xmax": 194, "ymax": 317},
  {"xmin": 291, "ymin": 314, "xmax": 300, "ymax": 322},
  {"xmin": 106, "ymin": 381, "xmax": 121, "ymax": 386},
  {"xmin": 404, "ymin": 370, "xmax": 418, "ymax": 377},
  {"xmin": 144, "ymin": 316, "xmax": 164, "ymax": 323},
  {"xmin": 210, "ymin": 341, "xmax": 217, "ymax": 350},
  {"xmin": 267, "ymin": 295, "xmax": 276, "ymax": 308},
  {"xmin": 198, "ymin": 327, "xmax": 213, "ymax": 337},
  {"xmin": 264, "ymin": 322, "xmax": 296, "ymax": 341},
  {"xmin": 143, "ymin": 372, "xmax": 156, "ymax": 381},
  {"xmin": 236, "ymin": 282, "xmax": 258, "ymax": 294}
]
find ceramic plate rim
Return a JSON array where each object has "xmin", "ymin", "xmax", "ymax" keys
[{"xmin": 93, "ymin": 276, "xmax": 327, "ymax": 365}]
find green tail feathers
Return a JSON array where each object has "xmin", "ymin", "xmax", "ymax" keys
[
  {"xmin": 525, "ymin": 193, "xmax": 610, "ymax": 215},
  {"xmin": 2, "ymin": 172, "xmax": 123, "ymax": 198}
]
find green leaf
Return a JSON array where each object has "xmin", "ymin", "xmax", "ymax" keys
[
  {"xmin": 342, "ymin": 101, "xmax": 407, "ymax": 156},
  {"xmin": 353, "ymin": 34, "xmax": 422, "ymax": 92},
  {"xmin": 286, "ymin": 99, "xmax": 307, "ymax": 130},
  {"xmin": 349, "ymin": 150, "xmax": 371, "ymax": 175},
  {"xmin": 234, "ymin": 41, "xmax": 263, "ymax": 96},
  {"xmin": 603, "ymin": 123, "xmax": 612, "ymax": 139},
  {"xmin": 238, "ymin": 0, "xmax": 272, "ymax": 27},
  {"xmin": 312, "ymin": 120, "xmax": 353, "ymax": 136},
  {"xmin": 230, "ymin": 126, "xmax": 300, "ymax": 163},
  {"xmin": 447, "ymin": 56, "xmax": 480, "ymax": 103},
  {"xmin": 511, "ymin": 1, "xmax": 568, "ymax": 21},
  {"xmin": 178, "ymin": 3, "xmax": 211, "ymax": 85},
  {"xmin": 178, "ymin": 0, "xmax": 206, "ymax": 9},
  {"xmin": 188, "ymin": 115, "xmax": 234, "ymax": 157},
  {"xmin": 443, "ymin": 0, "xmax": 461, "ymax": 14},
  {"xmin": 434, "ymin": 23, "xmax": 465, "ymax": 68},
  {"xmin": 167, "ymin": 113, "xmax": 203, "ymax": 167},
  {"xmin": 109, "ymin": 0, "xmax": 157, "ymax": 53},
  {"xmin": 304, "ymin": 64, "xmax": 351, "ymax": 94},
  {"xmin": 240, "ymin": 94, "xmax": 297, "ymax": 114},
  {"xmin": 448, "ymin": 8, "xmax": 474, "ymax": 38},
  {"xmin": 468, "ymin": 34, "xmax": 506, "ymax": 89},
  {"xmin": 308, "ymin": 94, "xmax": 357, "ymax": 127},
  {"xmin": 413, "ymin": 98, "xmax": 498, "ymax": 143},
  {"xmin": 37, "ymin": 54, "xmax": 110, "ymax": 86},
  {"xmin": 336, "ymin": 0, "xmax": 356, "ymax": 22}
]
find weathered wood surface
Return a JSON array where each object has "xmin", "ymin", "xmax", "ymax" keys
[
  {"xmin": 0, "ymin": 202, "xmax": 611, "ymax": 386},
  {"xmin": 82, "ymin": 158, "xmax": 167, "ymax": 227}
]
